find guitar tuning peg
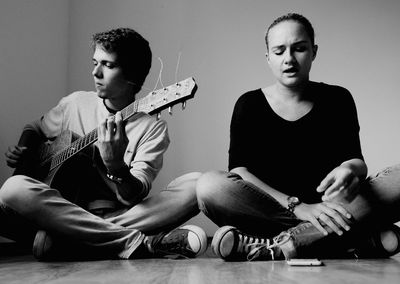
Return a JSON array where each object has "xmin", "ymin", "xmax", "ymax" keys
[
  {"xmin": 168, "ymin": 106, "xmax": 173, "ymax": 115},
  {"xmin": 156, "ymin": 113, "xmax": 161, "ymax": 120},
  {"xmin": 182, "ymin": 101, "xmax": 186, "ymax": 110}
]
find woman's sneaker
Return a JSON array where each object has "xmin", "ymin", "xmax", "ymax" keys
[
  {"xmin": 211, "ymin": 226, "xmax": 288, "ymax": 261},
  {"xmin": 141, "ymin": 225, "xmax": 208, "ymax": 259}
]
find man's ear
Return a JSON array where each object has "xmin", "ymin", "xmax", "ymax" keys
[{"xmin": 312, "ymin": 45, "xmax": 318, "ymax": 60}]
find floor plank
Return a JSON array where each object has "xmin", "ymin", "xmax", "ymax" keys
[{"xmin": 1, "ymin": 244, "xmax": 400, "ymax": 284}]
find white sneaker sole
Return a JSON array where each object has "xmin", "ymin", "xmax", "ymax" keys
[
  {"xmin": 181, "ymin": 225, "xmax": 208, "ymax": 256},
  {"xmin": 211, "ymin": 226, "xmax": 235, "ymax": 259}
]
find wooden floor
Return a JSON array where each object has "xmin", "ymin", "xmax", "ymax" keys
[{"xmin": 1, "ymin": 242, "xmax": 400, "ymax": 284}]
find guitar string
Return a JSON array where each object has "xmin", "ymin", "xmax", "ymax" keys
[
  {"xmin": 152, "ymin": 57, "xmax": 165, "ymax": 92},
  {"xmin": 175, "ymin": 51, "xmax": 182, "ymax": 84},
  {"xmin": 146, "ymin": 50, "xmax": 182, "ymax": 93},
  {"xmin": 50, "ymin": 100, "xmax": 141, "ymax": 170},
  {"xmin": 53, "ymin": 99, "xmax": 133, "ymax": 165}
]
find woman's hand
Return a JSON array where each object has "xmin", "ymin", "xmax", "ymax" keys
[
  {"xmin": 316, "ymin": 165, "xmax": 360, "ymax": 203},
  {"xmin": 97, "ymin": 111, "xmax": 129, "ymax": 173},
  {"xmin": 5, "ymin": 146, "xmax": 28, "ymax": 168},
  {"xmin": 293, "ymin": 202, "xmax": 352, "ymax": 236}
]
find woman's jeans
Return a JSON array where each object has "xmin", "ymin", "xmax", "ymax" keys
[{"xmin": 196, "ymin": 166, "xmax": 400, "ymax": 258}]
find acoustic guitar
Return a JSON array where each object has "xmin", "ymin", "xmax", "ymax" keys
[{"xmin": 14, "ymin": 77, "xmax": 197, "ymax": 202}]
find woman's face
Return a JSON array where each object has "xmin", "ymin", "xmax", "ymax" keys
[{"xmin": 266, "ymin": 20, "xmax": 317, "ymax": 89}]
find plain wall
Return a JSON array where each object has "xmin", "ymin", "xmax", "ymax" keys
[
  {"xmin": 0, "ymin": 0, "xmax": 70, "ymax": 241},
  {"xmin": 1, "ymin": 0, "xmax": 400, "ymax": 236},
  {"xmin": 0, "ymin": 0, "xmax": 70, "ymax": 178}
]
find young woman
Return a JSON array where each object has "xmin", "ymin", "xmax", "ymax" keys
[{"xmin": 196, "ymin": 13, "xmax": 400, "ymax": 261}]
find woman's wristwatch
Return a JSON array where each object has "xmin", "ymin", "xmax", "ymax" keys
[{"xmin": 287, "ymin": 196, "xmax": 301, "ymax": 212}]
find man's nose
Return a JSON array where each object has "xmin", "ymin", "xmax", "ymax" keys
[{"xmin": 92, "ymin": 65, "xmax": 102, "ymax": 78}]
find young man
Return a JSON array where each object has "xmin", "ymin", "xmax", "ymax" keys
[{"xmin": 1, "ymin": 28, "xmax": 206, "ymax": 261}]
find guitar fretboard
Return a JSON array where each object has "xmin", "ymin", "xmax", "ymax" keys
[
  {"xmin": 43, "ymin": 100, "xmax": 140, "ymax": 171},
  {"xmin": 39, "ymin": 77, "xmax": 196, "ymax": 172}
]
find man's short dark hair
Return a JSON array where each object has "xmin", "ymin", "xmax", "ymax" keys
[{"xmin": 92, "ymin": 28, "xmax": 152, "ymax": 93}]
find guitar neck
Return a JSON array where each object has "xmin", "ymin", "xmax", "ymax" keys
[
  {"xmin": 44, "ymin": 77, "xmax": 197, "ymax": 171},
  {"xmin": 44, "ymin": 100, "xmax": 140, "ymax": 170}
]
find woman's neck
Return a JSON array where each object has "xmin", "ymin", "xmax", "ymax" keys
[
  {"xmin": 274, "ymin": 81, "xmax": 310, "ymax": 102},
  {"xmin": 263, "ymin": 81, "xmax": 314, "ymax": 121}
]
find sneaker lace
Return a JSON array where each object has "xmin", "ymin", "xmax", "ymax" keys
[{"xmin": 246, "ymin": 232, "xmax": 291, "ymax": 261}]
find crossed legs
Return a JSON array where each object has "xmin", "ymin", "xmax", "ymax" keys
[
  {"xmin": 0, "ymin": 172, "xmax": 201, "ymax": 259},
  {"xmin": 196, "ymin": 167, "xmax": 400, "ymax": 259}
]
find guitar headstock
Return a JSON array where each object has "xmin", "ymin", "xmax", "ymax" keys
[{"xmin": 137, "ymin": 77, "xmax": 197, "ymax": 115}]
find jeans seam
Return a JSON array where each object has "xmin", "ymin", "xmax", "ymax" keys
[
  {"xmin": 235, "ymin": 180, "xmax": 296, "ymax": 220},
  {"xmin": 369, "ymin": 165, "xmax": 399, "ymax": 182}
]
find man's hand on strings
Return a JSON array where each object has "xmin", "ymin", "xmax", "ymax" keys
[{"xmin": 98, "ymin": 111, "xmax": 129, "ymax": 172}]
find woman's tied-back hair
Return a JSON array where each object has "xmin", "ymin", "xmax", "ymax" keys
[
  {"xmin": 265, "ymin": 13, "xmax": 315, "ymax": 51},
  {"xmin": 92, "ymin": 28, "xmax": 152, "ymax": 93}
]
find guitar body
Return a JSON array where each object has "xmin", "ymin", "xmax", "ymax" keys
[{"xmin": 14, "ymin": 130, "xmax": 96, "ymax": 204}]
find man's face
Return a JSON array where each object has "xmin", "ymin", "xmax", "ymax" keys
[{"xmin": 92, "ymin": 46, "xmax": 131, "ymax": 102}]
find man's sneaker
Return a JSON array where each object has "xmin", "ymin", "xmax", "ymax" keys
[
  {"xmin": 32, "ymin": 230, "xmax": 54, "ymax": 261},
  {"xmin": 142, "ymin": 225, "xmax": 208, "ymax": 259},
  {"xmin": 211, "ymin": 226, "xmax": 288, "ymax": 261},
  {"xmin": 32, "ymin": 230, "xmax": 93, "ymax": 261},
  {"xmin": 351, "ymin": 224, "xmax": 400, "ymax": 258}
]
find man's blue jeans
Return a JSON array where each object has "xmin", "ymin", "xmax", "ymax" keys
[{"xmin": 0, "ymin": 172, "xmax": 201, "ymax": 259}]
